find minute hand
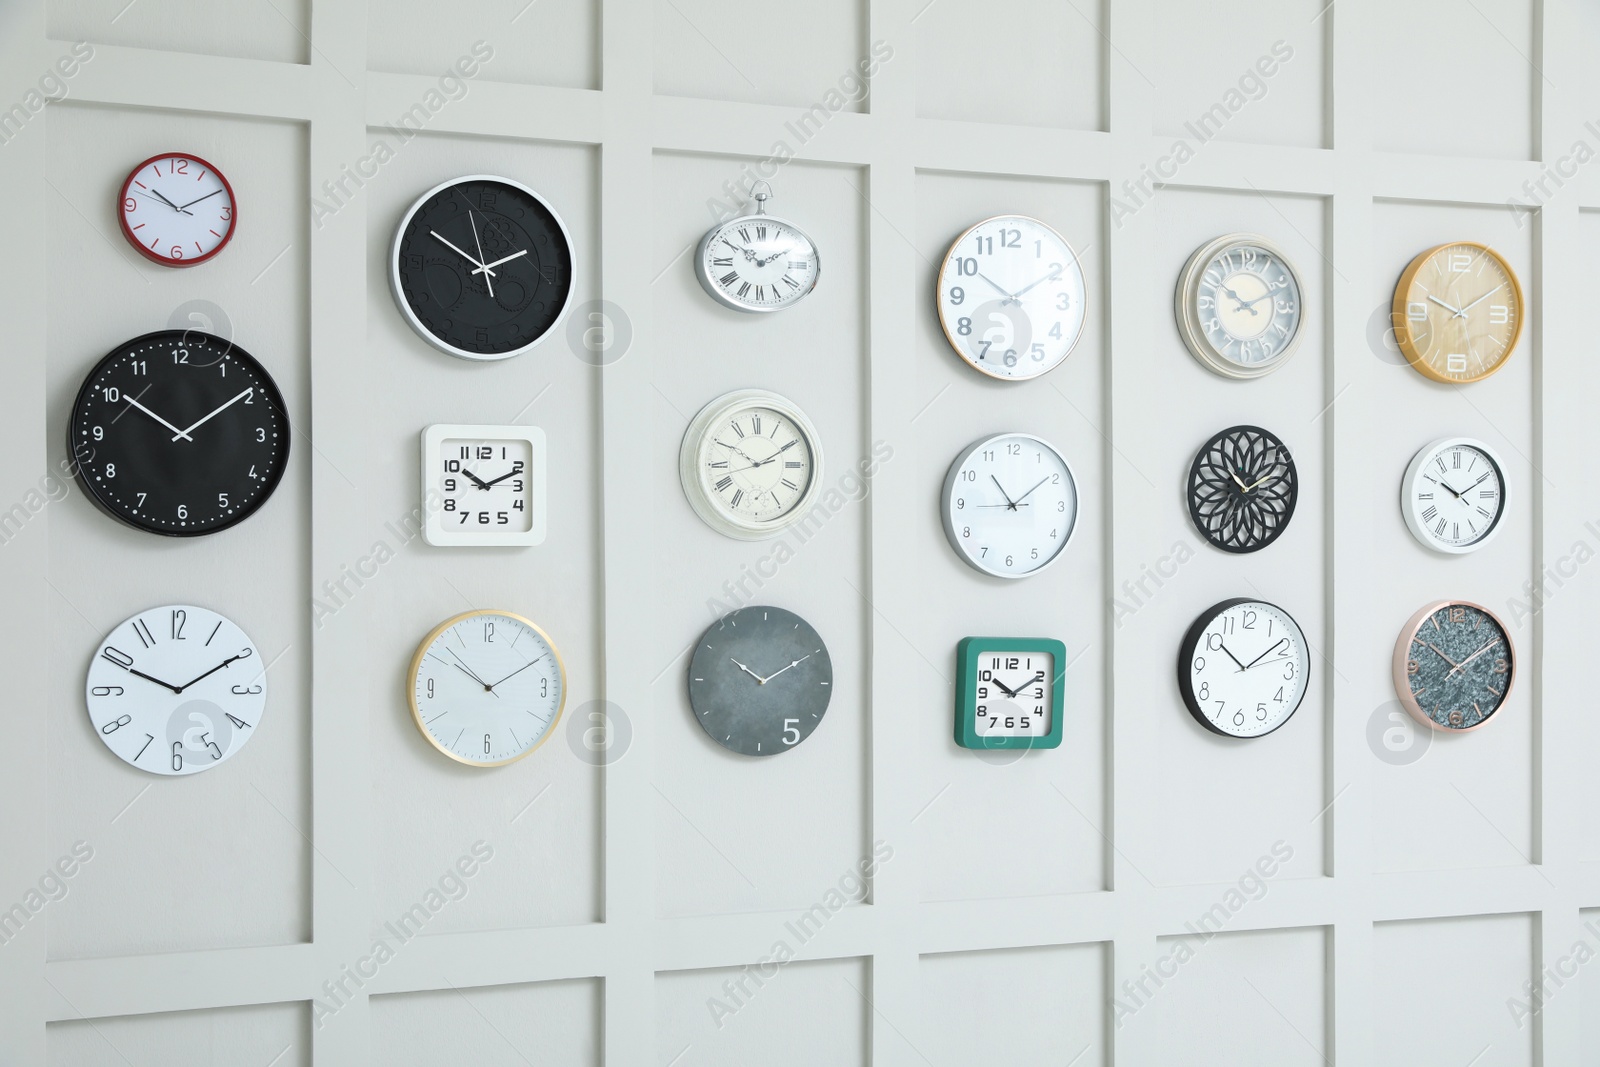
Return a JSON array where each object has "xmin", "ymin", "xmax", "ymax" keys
[{"xmin": 172, "ymin": 388, "xmax": 253, "ymax": 440}]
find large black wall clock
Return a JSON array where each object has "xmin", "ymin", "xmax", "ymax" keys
[
  {"xmin": 687, "ymin": 605, "xmax": 833, "ymax": 757},
  {"xmin": 389, "ymin": 174, "xmax": 576, "ymax": 361},
  {"xmin": 1185, "ymin": 424, "xmax": 1298, "ymax": 553},
  {"xmin": 69, "ymin": 330, "xmax": 290, "ymax": 536}
]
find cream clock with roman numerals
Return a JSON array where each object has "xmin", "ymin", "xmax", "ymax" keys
[
  {"xmin": 679, "ymin": 389, "xmax": 822, "ymax": 540},
  {"xmin": 1401, "ymin": 437, "xmax": 1506, "ymax": 554},
  {"xmin": 421, "ymin": 424, "xmax": 546, "ymax": 547}
]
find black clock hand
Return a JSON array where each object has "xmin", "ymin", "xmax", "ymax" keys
[
  {"xmin": 1216, "ymin": 642, "xmax": 1248, "ymax": 672},
  {"xmin": 1240, "ymin": 638, "xmax": 1289, "ymax": 671},
  {"xmin": 990, "ymin": 676, "xmax": 1020, "ymax": 697},
  {"xmin": 990, "ymin": 475, "xmax": 1020, "ymax": 511},
  {"xmin": 125, "ymin": 667, "xmax": 184, "ymax": 694},
  {"xmin": 461, "ymin": 469, "xmax": 491, "ymax": 490},
  {"xmin": 149, "ymin": 188, "xmax": 192, "ymax": 215},
  {"xmin": 176, "ymin": 651, "xmax": 252, "ymax": 692},
  {"xmin": 175, "ymin": 188, "xmax": 225, "ymax": 211},
  {"xmin": 447, "ymin": 650, "xmax": 497, "ymax": 696},
  {"xmin": 479, "ymin": 469, "xmax": 521, "ymax": 488}
]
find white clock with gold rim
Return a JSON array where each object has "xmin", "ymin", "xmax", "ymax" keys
[{"xmin": 407, "ymin": 609, "xmax": 566, "ymax": 766}]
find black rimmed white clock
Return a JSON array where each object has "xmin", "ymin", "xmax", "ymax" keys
[
  {"xmin": 1178, "ymin": 598, "xmax": 1310, "ymax": 739},
  {"xmin": 69, "ymin": 331, "xmax": 290, "ymax": 536},
  {"xmin": 390, "ymin": 175, "xmax": 576, "ymax": 361}
]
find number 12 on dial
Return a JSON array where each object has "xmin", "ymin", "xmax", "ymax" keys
[{"xmin": 955, "ymin": 637, "xmax": 1066, "ymax": 750}]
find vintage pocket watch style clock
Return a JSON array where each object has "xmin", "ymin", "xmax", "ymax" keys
[
  {"xmin": 408, "ymin": 610, "xmax": 567, "ymax": 766},
  {"xmin": 941, "ymin": 432, "xmax": 1078, "ymax": 578},
  {"xmin": 1178, "ymin": 598, "xmax": 1310, "ymax": 739},
  {"xmin": 1393, "ymin": 601, "xmax": 1513, "ymax": 731},
  {"xmin": 420, "ymin": 424, "xmax": 547, "ymax": 547},
  {"xmin": 1391, "ymin": 242, "xmax": 1523, "ymax": 383},
  {"xmin": 935, "ymin": 215, "xmax": 1087, "ymax": 381},
  {"xmin": 1400, "ymin": 437, "xmax": 1506, "ymax": 554},
  {"xmin": 390, "ymin": 175, "xmax": 576, "ymax": 361},
  {"xmin": 954, "ymin": 637, "xmax": 1065, "ymax": 750},
  {"xmin": 679, "ymin": 389, "xmax": 822, "ymax": 540},
  {"xmin": 85, "ymin": 604, "xmax": 266, "ymax": 776},
  {"xmin": 687, "ymin": 606, "xmax": 832, "ymax": 756},
  {"xmin": 1175, "ymin": 233, "xmax": 1304, "ymax": 379},
  {"xmin": 1186, "ymin": 425, "xmax": 1298, "ymax": 553},
  {"xmin": 69, "ymin": 330, "xmax": 290, "ymax": 536},
  {"xmin": 695, "ymin": 182, "xmax": 819, "ymax": 312},
  {"xmin": 118, "ymin": 152, "xmax": 236, "ymax": 267}
]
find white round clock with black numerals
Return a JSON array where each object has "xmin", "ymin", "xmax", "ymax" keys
[
  {"xmin": 679, "ymin": 389, "xmax": 822, "ymax": 540},
  {"xmin": 408, "ymin": 610, "xmax": 567, "ymax": 767},
  {"xmin": 1175, "ymin": 233, "xmax": 1304, "ymax": 379},
  {"xmin": 390, "ymin": 175, "xmax": 576, "ymax": 361},
  {"xmin": 695, "ymin": 182, "xmax": 819, "ymax": 313},
  {"xmin": 1178, "ymin": 598, "xmax": 1310, "ymax": 739},
  {"xmin": 940, "ymin": 432, "xmax": 1079, "ymax": 579},
  {"xmin": 1400, "ymin": 437, "xmax": 1506, "ymax": 554},
  {"xmin": 86, "ymin": 605, "xmax": 266, "ymax": 776},
  {"xmin": 69, "ymin": 331, "xmax": 290, "ymax": 536},
  {"xmin": 688, "ymin": 606, "xmax": 833, "ymax": 757},
  {"xmin": 936, "ymin": 214, "xmax": 1087, "ymax": 381},
  {"xmin": 118, "ymin": 152, "xmax": 237, "ymax": 267}
]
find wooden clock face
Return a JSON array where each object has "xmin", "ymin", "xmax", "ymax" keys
[
  {"xmin": 1392, "ymin": 242, "xmax": 1523, "ymax": 383},
  {"xmin": 69, "ymin": 331, "xmax": 290, "ymax": 536},
  {"xmin": 687, "ymin": 606, "xmax": 832, "ymax": 757}
]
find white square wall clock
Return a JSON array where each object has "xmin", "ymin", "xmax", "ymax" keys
[{"xmin": 420, "ymin": 424, "xmax": 547, "ymax": 547}]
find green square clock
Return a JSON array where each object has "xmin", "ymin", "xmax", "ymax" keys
[{"xmin": 955, "ymin": 637, "xmax": 1066, "ymax": 750}]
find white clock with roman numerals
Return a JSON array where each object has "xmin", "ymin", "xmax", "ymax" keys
[
  {"xmin": 85, "ymin": 604, "xmax": 266, "ymax": 776},
  {"xmin": 421, "ymin": 424, "xmax": 547, "ymax": 547},
  {"xmin": 1401, "ymin": 437, "xmax": 1507, "ymax": 554},
  {"xmin": 694, "ymin": 182, "xmax": 819, "ymax": 313},
  {"xmin": 679, "ymin": 389, "xmax": 822, "ymax": 539}
]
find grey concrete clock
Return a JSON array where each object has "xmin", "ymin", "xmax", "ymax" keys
[{"xmin": 687, "ymin": 606, "xmax": 832, "ymax": 756}]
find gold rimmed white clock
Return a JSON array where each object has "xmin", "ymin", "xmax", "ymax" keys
[
  {"xmin": 1392, "ymin": 242, "xmax": 1523, "ymax": 383},
  {"xmin": 407, "ymin": 609, "xmax": 566, "ymax": 767}
]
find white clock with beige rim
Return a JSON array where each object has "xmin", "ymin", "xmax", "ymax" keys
[
  {"xmin": 679, "ymin": 389, "xmax": 822, "ymax": 540},
  {"xmin": 1175, "ymin": 233, "xmax": 1305, "ymax": 379}
]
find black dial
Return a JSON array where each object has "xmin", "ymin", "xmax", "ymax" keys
[
  {"xmin": 69, "ymin": 331, "xmax": 290, "ymax": 536},
  {"xmin": 687, "ymin": 606, "xmax": 833, "ymax": 757},
  {"xmin": 390, "ymin": 175, "xmax": 575, "ymax": 361},
  {"xmin": 1186, "ymin": 425, "xmax": 1298, "ymax": 554}
]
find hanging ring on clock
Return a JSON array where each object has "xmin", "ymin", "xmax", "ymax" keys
[{"xmin": 751, "ymin": 180, "xmax": 773, "ymax": 213}]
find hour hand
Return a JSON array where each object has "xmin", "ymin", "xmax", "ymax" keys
[
  {"xmin": 430, "ymin": 230, "xmax": 493, "ymax": 275},
  {"xmin": 123, "ymin": 394, "xmax": 194, "ymax": 442},
  {"xmin": 730, "ymin": 658, "xmax": 766, "ymax": 684},
  {"xmin": 461, "ymin": 469, "xmax": 491, "ymax": 490}
]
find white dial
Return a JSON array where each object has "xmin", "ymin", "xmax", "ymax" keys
[
  {"xmin": 679, "ymin": 390, "xmax": 822, "ymax": 539},
  {"xmin": 1180, "ymin": 599, "xmax": 1310, "ymax": 739},
  {"xmin": 941, "ymin": 433, "xmax": 1079, "ymax": 578},
  {"xmin": 695, "ymin": 189, "xmax": 819, "ymax": 312},
  {"xmin": 85, "ymin": 605, "xmax": 266, "ymax": 776},
  {"xmin": 118, "ymin": 153, "xmax": 236, "ymax": 267},
  {"xmin": 1401, "ymin": 437, "xmax": 1506, "ymax": 553},
  {"xmin": 936, "ymin": 215, "xmax": 1086, "ymax": 380},
  {"xmin": 1176, "ymin": 234, "xmax": 1304, "ymax": 379},
  {"xmin": 408, "ymin": 611, "xmax": 566, "ymax": 766},
  {"xmin": 420, "ymin": 425, "xmax": 547, "ymax": 547},
  {"xmin": 976, "ymin": 650, "xmax": 1054, "ymax": 737}
]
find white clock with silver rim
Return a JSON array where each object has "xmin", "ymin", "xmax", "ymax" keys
[
  {"xmin": 679, "ymin": 389, "xmax": 822, "ymax": 540},
  {"xmin": 694, "ymin": 182, "xmax": 820, "ymax": 313},
  {"xmin": 941, "ymin": 432, "xmax": 1079, "ymax": 578},
  {"xmin": 1175, "ymin": 233, "xmax": 1304, "ymax": 379},
  {"xmin": 1400, "ymin": 437, "xmax": 1507, "ymax": 554},
  {"xmin": 421, "ymin": 424, "xmax": 547, "ymax": 547},
  {"xmin": 935, "ymin": 214, "xmax": 1087, "ymax": 381},
  {"xmin": 85, "ymin": 604, "xmax": 266, "ymax": 776}
]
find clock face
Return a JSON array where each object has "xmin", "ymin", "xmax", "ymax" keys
[
  {"xmin": 69, "ymin": 330, "xmax": 290, "ymax": 536},
  {"xmin": 408, "ymin": 610, "xmax": 567, "ymax": 766},
  {"xmin": 1178, "ymin": 599, "xmax": 1310, "ymax": 739},
  {"xmin": 1186, "ymin": 425, "xmax": 1299, "ymax": 553},
  {"xmin": 1176, "ymin": 234, "xmax": 1303, "ymax": 378},
  {"xmin": 420, "ymin": 425, "xmax": 547, "ymax": 547},
  {"xmin": 390, "ymin": 175, "xmax": 575, "ymax": 361},
  {"xmin": 1401, "ymin": 437, "xmax": 1506, "ymax": 553},
  {"xmin": 695, "ymin": 210, "xmax": 819, "ymax": 312},
  {"xmin": 118, "ymin": 153, "xmax": 236, "ymax": 267},
  {"xmin": 678, "ymin": 390, "xmax": 821, "ymax": 540},
  {"xmin": 85, "ymin": 604, "xmax": 266, "ymax": 776},
  {"xmin": 935, "ymin": 215, "xmax": 1087, "ymax": 381},
  {"xmin": 687, "ymin": 606, "xmax": 832, "ymax": 757},
  {"xmin": 1392, "ymin": 242, "xmax": 1523, "ymax": 383},
  {"xmin": 940, "ymin": 432, "xmax": 1078, "ymax": 579},
  {"xmin": 1393, "ymin": 601, "xmax": 1513, "ymax": 731},
  {"xmin": 954, "ymin": 637, "xmax": 1065, "ymax": 750}
]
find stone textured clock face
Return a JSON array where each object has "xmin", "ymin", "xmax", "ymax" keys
[
  {"xmin": 1394, "ymin": 601, "xmax": 1513, "ymax": 731},
  {"xmin": 1178, "ymin": 599, "xmax": 1310, "ymax": 738},
  {"xmin": 1176, "ymin": 234, "xmax": 1303, "ymax": 378},
  {"xmin": 687, "ymin": 606, "xmax": 832, "ymax": 757},
  {"xmin": 69, "ymin": 330, "xmax": 290, "ymax": 536},
  {"xmin": 1186, "ymin": 425, "xmax": 1298, "ymax": 553},
  {"xmin": 391, "ymin": 176, "xmax": 575, "ymax": 360},
  {"xmin": 1393, "ymin": 242, "xmax": 1522, "ymax": 383}
]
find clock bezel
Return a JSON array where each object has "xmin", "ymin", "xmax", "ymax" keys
[
  {"xmin": 1390, "ymin": 241, "xmax": 1524, "ymax": 384},
  {"xmin": 419, "ymin": 423, "xmax": 548, "ymax": 547},
  {"xmin": 406, "ymin": 609, "xmax": 568, "ymax": 767},
  {"xmin": 1391, "ymin": 600, "xmax": 1515, "ymax": 732},
  {"xmin": 939, "ymin": 431, "xmax": 1079, "ymax": 580},
  {"xmin": 117, "ymin": 151, "xmax": 238, "ymax": 268},
  {"xmin": 388, "ymin": 174, "xmax": 577, "ymax": 362},
  {"xmin": 1176, "ymin": 597, "xmax": 1310, "ymax": 739},
  {"xmin": 1174, "ymin": 232, "xmax": 1305, "ymax": 380},
  {"xmin": 677, "ymin": 388, "xmax": 824, "ymax": 540},
  {"xmin": 954, "ymin": 636, "xmax": 1066, "ymax": 751},
  {"xmin": 693, "ymin": 210, "xmax": 821, "ymax": 314},
  {"xmin": 1399, "ymin": 436, "xmax": 1508, "ymax": 555}
]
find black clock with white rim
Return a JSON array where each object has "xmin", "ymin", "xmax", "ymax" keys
[
  {"xmin": 687, "ymin": 606, "xmax": 832, "ymax": 757},
  {"xmin": 69, "ymin": 331, "xmax": 290, "ymax": 536},
  {"xmin": 1186, "ymin": 425, "xmax": 1298, "ymax": 554},
  {"xmin": 390, "ymin": 174, "xmax": 576, "ymax": 361}
]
